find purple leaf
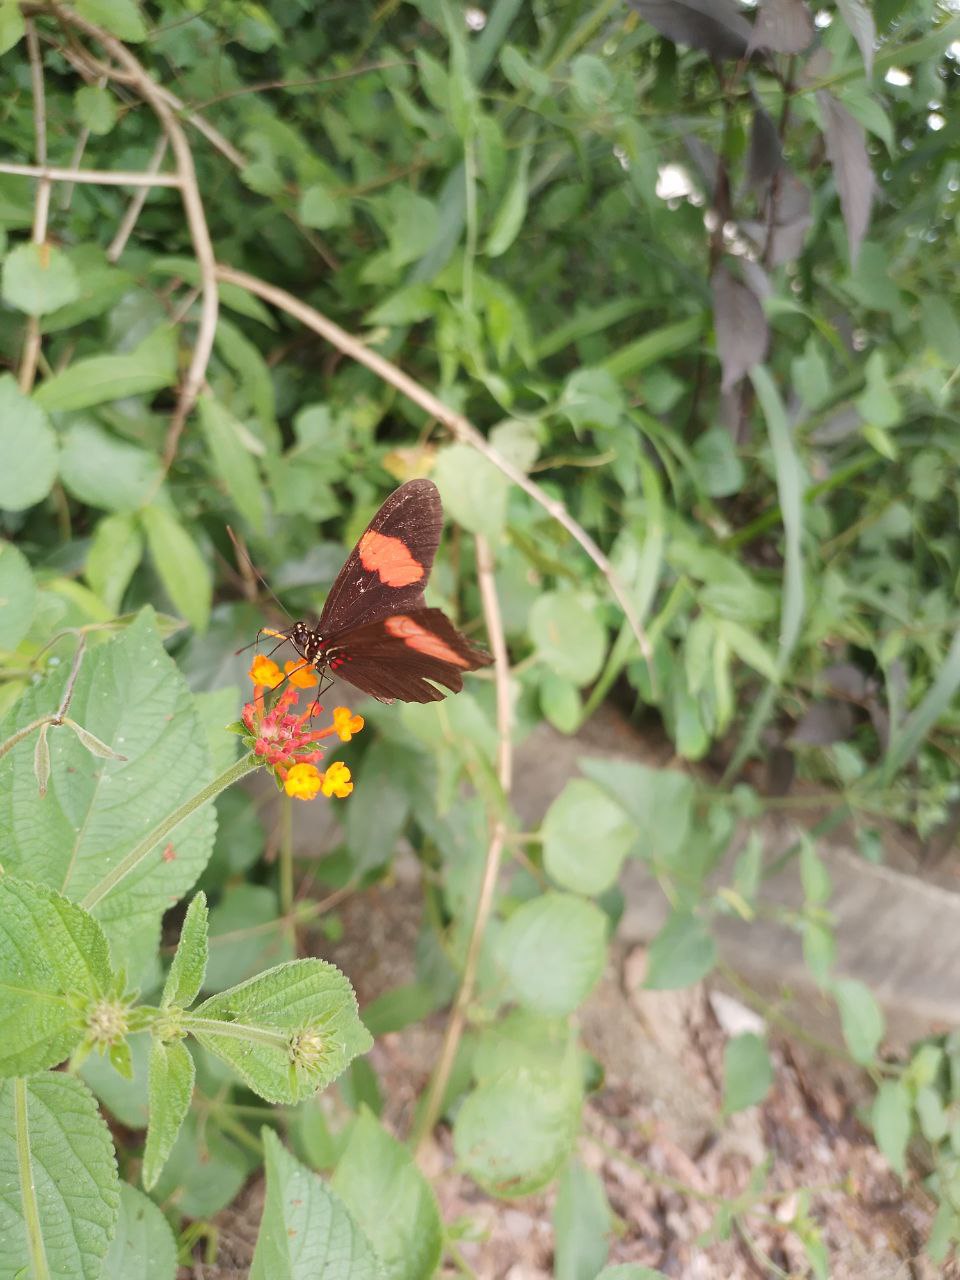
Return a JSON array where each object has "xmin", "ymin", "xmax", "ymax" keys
[
  {"xmin": 628, "ymin": 0, "xmax": 752, "ymax": 60},
  {"xmin": 790, "ymin": 700, "xmax": 857, "ymax": 746},
  {"xmin": 747, "ymin": 106, "xmax": 782, "ymax": 192},
  {"xmin": 818, "ymin": 90, "xmax": 874, "ymax": 265},
  {"xmin": 749, "ymin": 0, "xmax": 815, "ymax": 55},
  {"xmin": 742, "ymin": 170, "xmax": 812, "ymax": 265},
  {"xmin": 822, "ymin": 663, "xmax": 869, "ymax": 701},
  {"xmin": 836, "ymin": 0, "xmax": 875, "ymax": 77},
  {"xmin": 711, "ymin": 267, "xmax": 769, "ymax": 392}
]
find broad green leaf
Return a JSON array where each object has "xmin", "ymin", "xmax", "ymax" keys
[
  {"xmin": 529, "ymin": 591, "xmax": 605, "ymax": 684},
  {"xmin": 723, "ymin": 1032, "xmax": 773, "ymax": 1114},
  {"xmin": 644, "ymin": 913, "xmax": 717, "ymax": 990},
  {"xmin": 366, "ymin": 283, "xmax": 441, "ymax": 326},
  {"xmin": 571, "ymin": 53, "xmax": 614, "ymax": 109},
  {"xmin": 539, "ymin": 671, "xmax": 582, "ymax": 734},
  {"xmin": 142, "ymin": 1039, "xmax": 195, "ymax": 1191},
  {"xmin": 871, "ymin": 1079, "xmax": 910, "ymax": 1177},
  {"xmin": 386, "ymin": 189, "xmax": 439, "ymax": 268},
  {"xmin": 579, "ymin": 759, "xmax": 694, "ymax": 866},
  {"xmin": 75, "ymin": 85, "xmax": 117, "ymax": 135},
  {"xmin": 2, "ymin": 241, "xmax": 80, "ymax": 315},
  {"xmin": 161, "ymin": 891, "xmax": 208, "ymax": 1009},
  {"xmin": 41, "ymin": 247, "xmax": 134, "ymax": 334},
  {"xmin": 454, "ymin": 1065, "xmax": 580, "ymax": 1196},
  {"xmin": 834, "ymin": 977, "xmax": 884, "ymax": 1065},
  {"xmin": 81, "ymin": 1033, "xmax": 150, "ymax": 1129},
  {"xmin": 74, "ymin": 0, "xmax": 146, "ymax": 40},
  {"xmin": 0, "ymin": 877, "xmax": 114, "ymax": 1077},
  {"xmin": 0, "ymin": 375, "xmax": 58, "ymax": 510},
  {"xmin": 473, "ymin": 1011, "xmax": 575, "ymax": 1082},
  {"xmin": 197, "ymin": 394, "xmax": 267, "ymax": 532},
  {"xmin": 0, "ymin": 1074, "xmax": 120, "ymax": 1280},
  {"xmin": 60, "ymin": 420, "xmax": 162, "ymax": 512},
  {"xmin": 485, "ymin": 144, "xmax": 531, "ymax": 258},
  {"xmin": 553, "ymin": 1158, "xmax": 612, "ymax": 1280},
  {"xmin": 141, "ymin": 505, "xmax": 213, "ymax": 632},
  {"xmin": 560, "ymin": 368, "xmax": 624, "ymax": 431},
  {"xmin": 497, "ymin": 892, "xmax": 607, "ymax": 1016},
  {"xmin": 433, "ymin": 442, "xmax": 509, "ymax": 541},
  {"xmin": 85, "ymin": 512, "xmax": 144, "ymax": 612},
  {"xmin": 190, "ymin": 959, "xmax": 372, "ymax": 1104},
  {"xmin": 251, "ymin": 1129, "xmax": 384, "ymax": 1280},
  {"xmin": 0, "ymin": 0, "xmax": 25, "ymax": 55},
  {"xmin": 204, "ymin": 884, "xmax": 293, "ymax": 991},
  {"xmin": 916, "ymin": 1085, "xmax": 948, "ymax": 1144},
  {"xmin": 299, "ymin": 183, "xmax": 340, "ymax": 229},
  {"xmin": 150, "ymin": 1112, "xmax": 251, "ymax": 1218},
  {"xmin": 712, "ymin": 618, "xmax": 779, "ymax": 683},
  {"xmin": 0, "ymin": 610, "xmax": 216, "ymax": 973},
  {"xmin": 34, "ymin": 326, "xmax": 177, "ymax": 412},
  {"xmin": 543, "ymin": 778, "xmax": 637, "ymax": 896},
  {"xmin": 0, "ymin": 540, "xmax": 36, "ymax": 650},
  {"xmin": 101, "ymin": 1183, "xmax": 177, "ymax": 1280},
  {"xmin": 332, "ymin": 1108, "xmax": 442, "ymax": 1280},
  {"xmin": 150, "ymin": 257, "xmax": 276, "ymax": 327}
]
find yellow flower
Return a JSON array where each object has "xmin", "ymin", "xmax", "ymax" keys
[
  {"xmin": 321, "ymin": 761, "xmax": 353, "ymax": 798},
  {"xmin": 332, "ymin": 706, "xmax": 365, "ymax": 742},
  {"xmin": 249, "ymin": 654, "xmax": 283, "ymax": 689},
  {"xmin": 283, "ymin": 762, "xmax": 323, "ymax": 800},
  {"xmin": 285, "ymin": 659, "xmax": 318, "ymax": 689}
]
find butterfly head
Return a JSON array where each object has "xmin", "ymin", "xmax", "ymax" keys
[{"xmin": 286, "ymin": 621, "xmax": 324, "ymax": 664}]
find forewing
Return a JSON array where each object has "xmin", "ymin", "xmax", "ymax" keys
[{"xmin": 318, "ymin": 480, "xmax": 443, "ymax": 635}]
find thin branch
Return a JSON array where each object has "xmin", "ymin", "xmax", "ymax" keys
[
  {"xmin": 0, "ymin": 159, "xmax": 180, "ymax": 187},
  {"xmin": 18, "ymin": 20, "xmax": 50, "ymax": 394},
  {"xmin": 213, "ymin": 264, "xmax": 654, "ymax": 674},
  {"xmin": 49, "ymin": 2, "xmax": 219, "ymax": 472},
  {"xmin": 413, "ymin": 533, "xmax": 513, "ymax": 1151},
  {"xmin": 107, "ymin": 135, "xmax": 170, "ymax": 262}
]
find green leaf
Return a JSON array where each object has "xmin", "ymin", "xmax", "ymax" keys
[
  {"xmin": 571, "ymin": 53, "xmax": 614, "ymax": 110},
  {"xmin": 834, "ymin": 977, "xmax": 884, "ymax": 1065},
  {"xmin": 454, "ymin": 1065, "xmax": 581, "ymax": 1196},
  {"xmin": 553, "ymin": 1158, "xmax": 612, "ymax": 1280},
  {"xmin": 485, "ymin": 144, "xmax": 531, "ymax": 258},
  {"xmin": 713, "ymin": 618, "xmax": 779, "ymax": 683},
  {"xmin": 0, "ymin": 611, "xmax": 216, "ymax": 973},
  {"xmin": 85, "ymin": 512, "xmax": 144, "ymax": 612},
  {"xmin": 539, "ymin": 671, "xmax": 582, "ymax": 734},
  {"xmin": 560, "ymin": 368, "xmax": 624, "ymax": 431},
  {"xmin": 543, "ymin": 778, "xmax": 637, "ymax": 896},
  {"xmin": 0, "ymin": 877, "xmax": 114, "ymax": 1077},
  {"xmin": 580, "ymin": 759, "xmax": 693, "ymax": 866},
  {"xmin": 0, "ymin": 540, "xmax": 36, "ymax": 650},
  {"xmin": 189, "ymin": 959, "xmax": 373, "ymax": 1104},
  {"xmin": 433, "ymin": 442, "xmax": 510, "ymax": 541},
  {"xmin": 692, "ymin": 426, "xmax": 743, "ymax": 497},
  {"xmin": 497, "ymin": 892, "xmax": 607, "ymax": 1016},
  {"xmin": 204, "ymin": 884, "xmax": 294, "ymax": 990},
  {"xmin": 150, "ymin": 257, "xmax": 275, "ymax": 327},
  {"xmin": 75, "ymin": 85, "xmax": 117, "ymax": 135},
  {"xmin": 299, "ymin": 183, "xmax": 340, "ymax": 229},
  {"xmin": 214, "ymin": 318, "xmax": 278, "ymax": 449},
  {"xmin": 251, "ymin": 1129, "xmax": 384, "ymax": 1280},
  {"xmin": 197, "ymin": 394, "xmax": 267, "ymax": 532},
  {"xmin": 332, "ymin": 1108, "xmax": 442, "ymax": 1280},
  {"xmin": 871, "ymin": 1079, "xmax": 910, "ymax": 1177},
  {"xmin": 385, "ymin": 189, "xmax": 439, "ymax": 268},
  {"xmin": 529, "ymin": 591, "xmax": 605, "ymax": 684},
  {"xmin": 162, "ymin": 892, "xmax": 208, "ymax": 1009},
  {"xmin": 0, "ymin": 375, "xmax": 58, "ymax": 510},
  {"xmin": 143, "ymin": 1039, "xmax": 195, "ymax": 1191},
  {"xmin": 2, "ymin": 241, "xmax": 80, "ymax": 315},
  {"xmin": 644, "ymin": 913, "xmax": 717, "ymax": 990},
  {"xmin": 0, "ymin": 1074, "xmax": 120, "ymax": 1280},
  {"xmin": 141, "ymin": 504, "xmax": 213, "ymax": 632},
  {"xmin": 60, "ymin": 420, "xmax": 162, "ymax": 512},
  {"xmin": 74, "ymin": 0, "xmax": 147, "ymax": 40},
  {"xmin": 81, "ymin": 1032, "xmax": 150, "ymax": 1129},
  {"xmin": 915, "ymin": 1085, "xmax": 948, "ymax": 1144},
  {"xmin": 101, "ymin": 1183, "xmax": 177, "ymax": 1280},
  {"xmin": 150, "ymin": 1111, "xmax": 251, "ymax": 1218},
  {"xmin": 34, "ymin": 326, "xmax": 178, "ymax": 412},
  {"xmin": 723, "ymin": 1032, "xmax": 773, "ymax": 1114},
  {"xmin": 799, "ymin": 837, "xmax": 831, "ymax": 906},
  {"xmin": 366, "ymin": 283, "xmax": 441, "ymax": 326},
  {"xmin": 0, "ymin": 0, "xmax": 25, "ymax": 55}
]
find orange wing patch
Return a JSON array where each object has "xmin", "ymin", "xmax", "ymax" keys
[
  {"xmin": 385, "ymin": 615, "xmax": 470, "ymax": 667},
  {"xmin": 358, "ymin": 531, "xmax": 424, "ymax": 587}
]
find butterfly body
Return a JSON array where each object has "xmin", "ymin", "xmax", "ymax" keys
[{"xmin": 282, "ymin": 480, "xmax": 492, "ymax": 703}]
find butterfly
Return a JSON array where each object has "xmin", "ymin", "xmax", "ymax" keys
[{"xmin": 276, "ymin": 479, "xmax": 492, "ymax": 703}]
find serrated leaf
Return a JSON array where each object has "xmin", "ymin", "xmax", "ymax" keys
[
  {"xmin": 190, "ymin": 959, "xmax": 372, "ymax": 1104},
  {"xmin": 645, "ymin": 912, "xmax": 717, "ymax": 990},
  {"xmin": 0, "ymin": 877, "xmax": 114, "ymax": 1076},
  {"xmin": 712, "ymin": 268, "xmax": 769, "ymax": 392},
  {"xmin": 85, "ymin": 512, "xmax": 144, "ymax": 612},
  {"xmin": 0, "ymin": 610, "xmax": 216, "ymax": 974},
  {"xmin": 818, "ymin": 91, "xmax": 873, "ymax": 266},
  {"xmin": 143, "ymin": 1039, "xmax": 195, "ymax": 1190},
  {"xmin": 497, "ymin": 892, "xmax": 607, "ymax": 1017},
  {"xmin": 529, "ymin": 591, "xmax": 606, "ymax": 685},
  {"xmin": 0, "ymin": 1074, "xmax": 120, "ymax": 1280},
  {"xmin": 2, "ymin": 241, "xmax": 80, "ymax": 315},
  {"xmin": 834, "ymin": 977, "xmax": 884, "ymax": 1065},
  {"xmin": 543, "ymin": 778, "xmax": 637, "ymax": 896},
  {"xmin": 723, "ymin": 1032, "xmax": 774, "ymax": 1113},
  {"xmin": 332, "ymin": 1108, "xmax": 442, "ymax": 1280},
  {"xmin": 162, "ymin": 892, "xmax": 208, "ymax": 1008},
  {"xmin": 0, "ymin": 540, "xmax": 36, "ymax": 650},
  {"xmin": 34, "ymin": 325, "xmax": 177, "ymax": 412},
  {"xmin": 871, "ymin": 1079, "xmax": 910, "ymax": 1176},
  {"xmin": 74, "ymin": 0, "xmax": 146, "ymax": 40},
  {"xmin": 101, "ymin": 1183, "xmax": 177, "ymax": 1280},
  {"xmin": 0, "ymin": 375, "xmax": 58, "ymax": 511},
  {"xmin": 553, "ymin": 1158, "xmax": 612, "ymax": 1280},
  {"xmin": 251, "ymin": 1129, "xmax": 384, "ymax": 1280},
  {"xmin": 197, "ymin": 394, "xmax": 267, "ymax": 533},
  {"xmin": 141, "ymin": 505, "xmax": 213, "ymax": 632}
]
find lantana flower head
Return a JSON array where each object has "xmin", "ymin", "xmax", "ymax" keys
[{"xmin": 234, "ymin": 655, "xmax": 363, "ymax": 801}]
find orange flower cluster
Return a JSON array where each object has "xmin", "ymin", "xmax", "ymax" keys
[{"xmin": 239, "ymin": 655, "xmax": 363, "ymax": 800}]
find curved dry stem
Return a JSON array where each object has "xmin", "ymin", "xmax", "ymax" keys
[
  {"xmin": 214, "ymin": 264, "xmax": 654, "ymax": 674},
  {"xmin": 107, "ymin": 135, "xmax": 170, "ymax": 261},
  {"xmin": 18, "ymin": 20, "xmax": 50, "ymax": 394},
  {"xmin": 0, "ymin": 159, "xmax": 180, "ymax": 186}
]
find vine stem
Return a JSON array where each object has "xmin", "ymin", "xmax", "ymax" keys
[
  {"xmin": 15, "ymin": 1078, "xmax": 50, "ymax": 1280},
  {"xmin": 213, "ymin": 264, "xmax": 654, "ymax": 675},
  {"xmin": 80, "ymin": 755, "xmax": 259, "ymax": 912},
  {"xmin": 412, "ymin": 533, "xmax": 513, "ymax": 1151},
  {"xmin": 0, "ymin": 160, "xmax": 179, "ymax": 186}
]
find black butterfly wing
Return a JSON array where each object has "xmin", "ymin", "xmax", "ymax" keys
[
  {"xmin": 324, "ymin": 608, "xmax": 492, "ymax": 704},
  {"xmin": 317, "ymin": 479, "xmax": 443, "ymax": 635}
]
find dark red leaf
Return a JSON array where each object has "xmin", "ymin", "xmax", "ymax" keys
[
  {"xmin": 747, "ymin": 106, "xmax": 782, "ymax": 192},
  {"xmin": 711, "ymin": 267, "xmax": 769, "ymax": 392},
  {"xmin": 749, "ymin": 0, "xmax": 815, "ymax": 54},
  {"xmin": 627, "ymin": 0, "xmax": 752, "ymax": 60},
  {"xmin": 790, "ymin": 700, "xmax": 857, "ymax": 746},
  {"xmin": 818, "ymin": 90, "xmax": 874, "ymax": 265}
]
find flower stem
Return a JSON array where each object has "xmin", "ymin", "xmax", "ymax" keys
[
  {"xmin": 15, "ymin": 1077, "xmax": 50, "ymax": 1280},
  {"xmin": 80, "ymin": 754, "xmax": 259, "ymax": 911},
  {"xmin": 279, "ymin": 795, "xmax": 296, "ymax": 952}
]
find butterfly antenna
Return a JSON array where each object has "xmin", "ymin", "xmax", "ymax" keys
[{"xmin": 226, "ymin": 525, "xmax": 294, "ymax": 622}]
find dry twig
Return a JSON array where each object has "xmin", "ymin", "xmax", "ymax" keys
[{"xmin": 18, "ymin": 20, "xmax": 50, "ymax": 394}]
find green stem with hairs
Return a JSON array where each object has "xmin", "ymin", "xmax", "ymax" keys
[{"xmin": 15, "ymin": 1078, "xmax": 49, "ymax": 1280}]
